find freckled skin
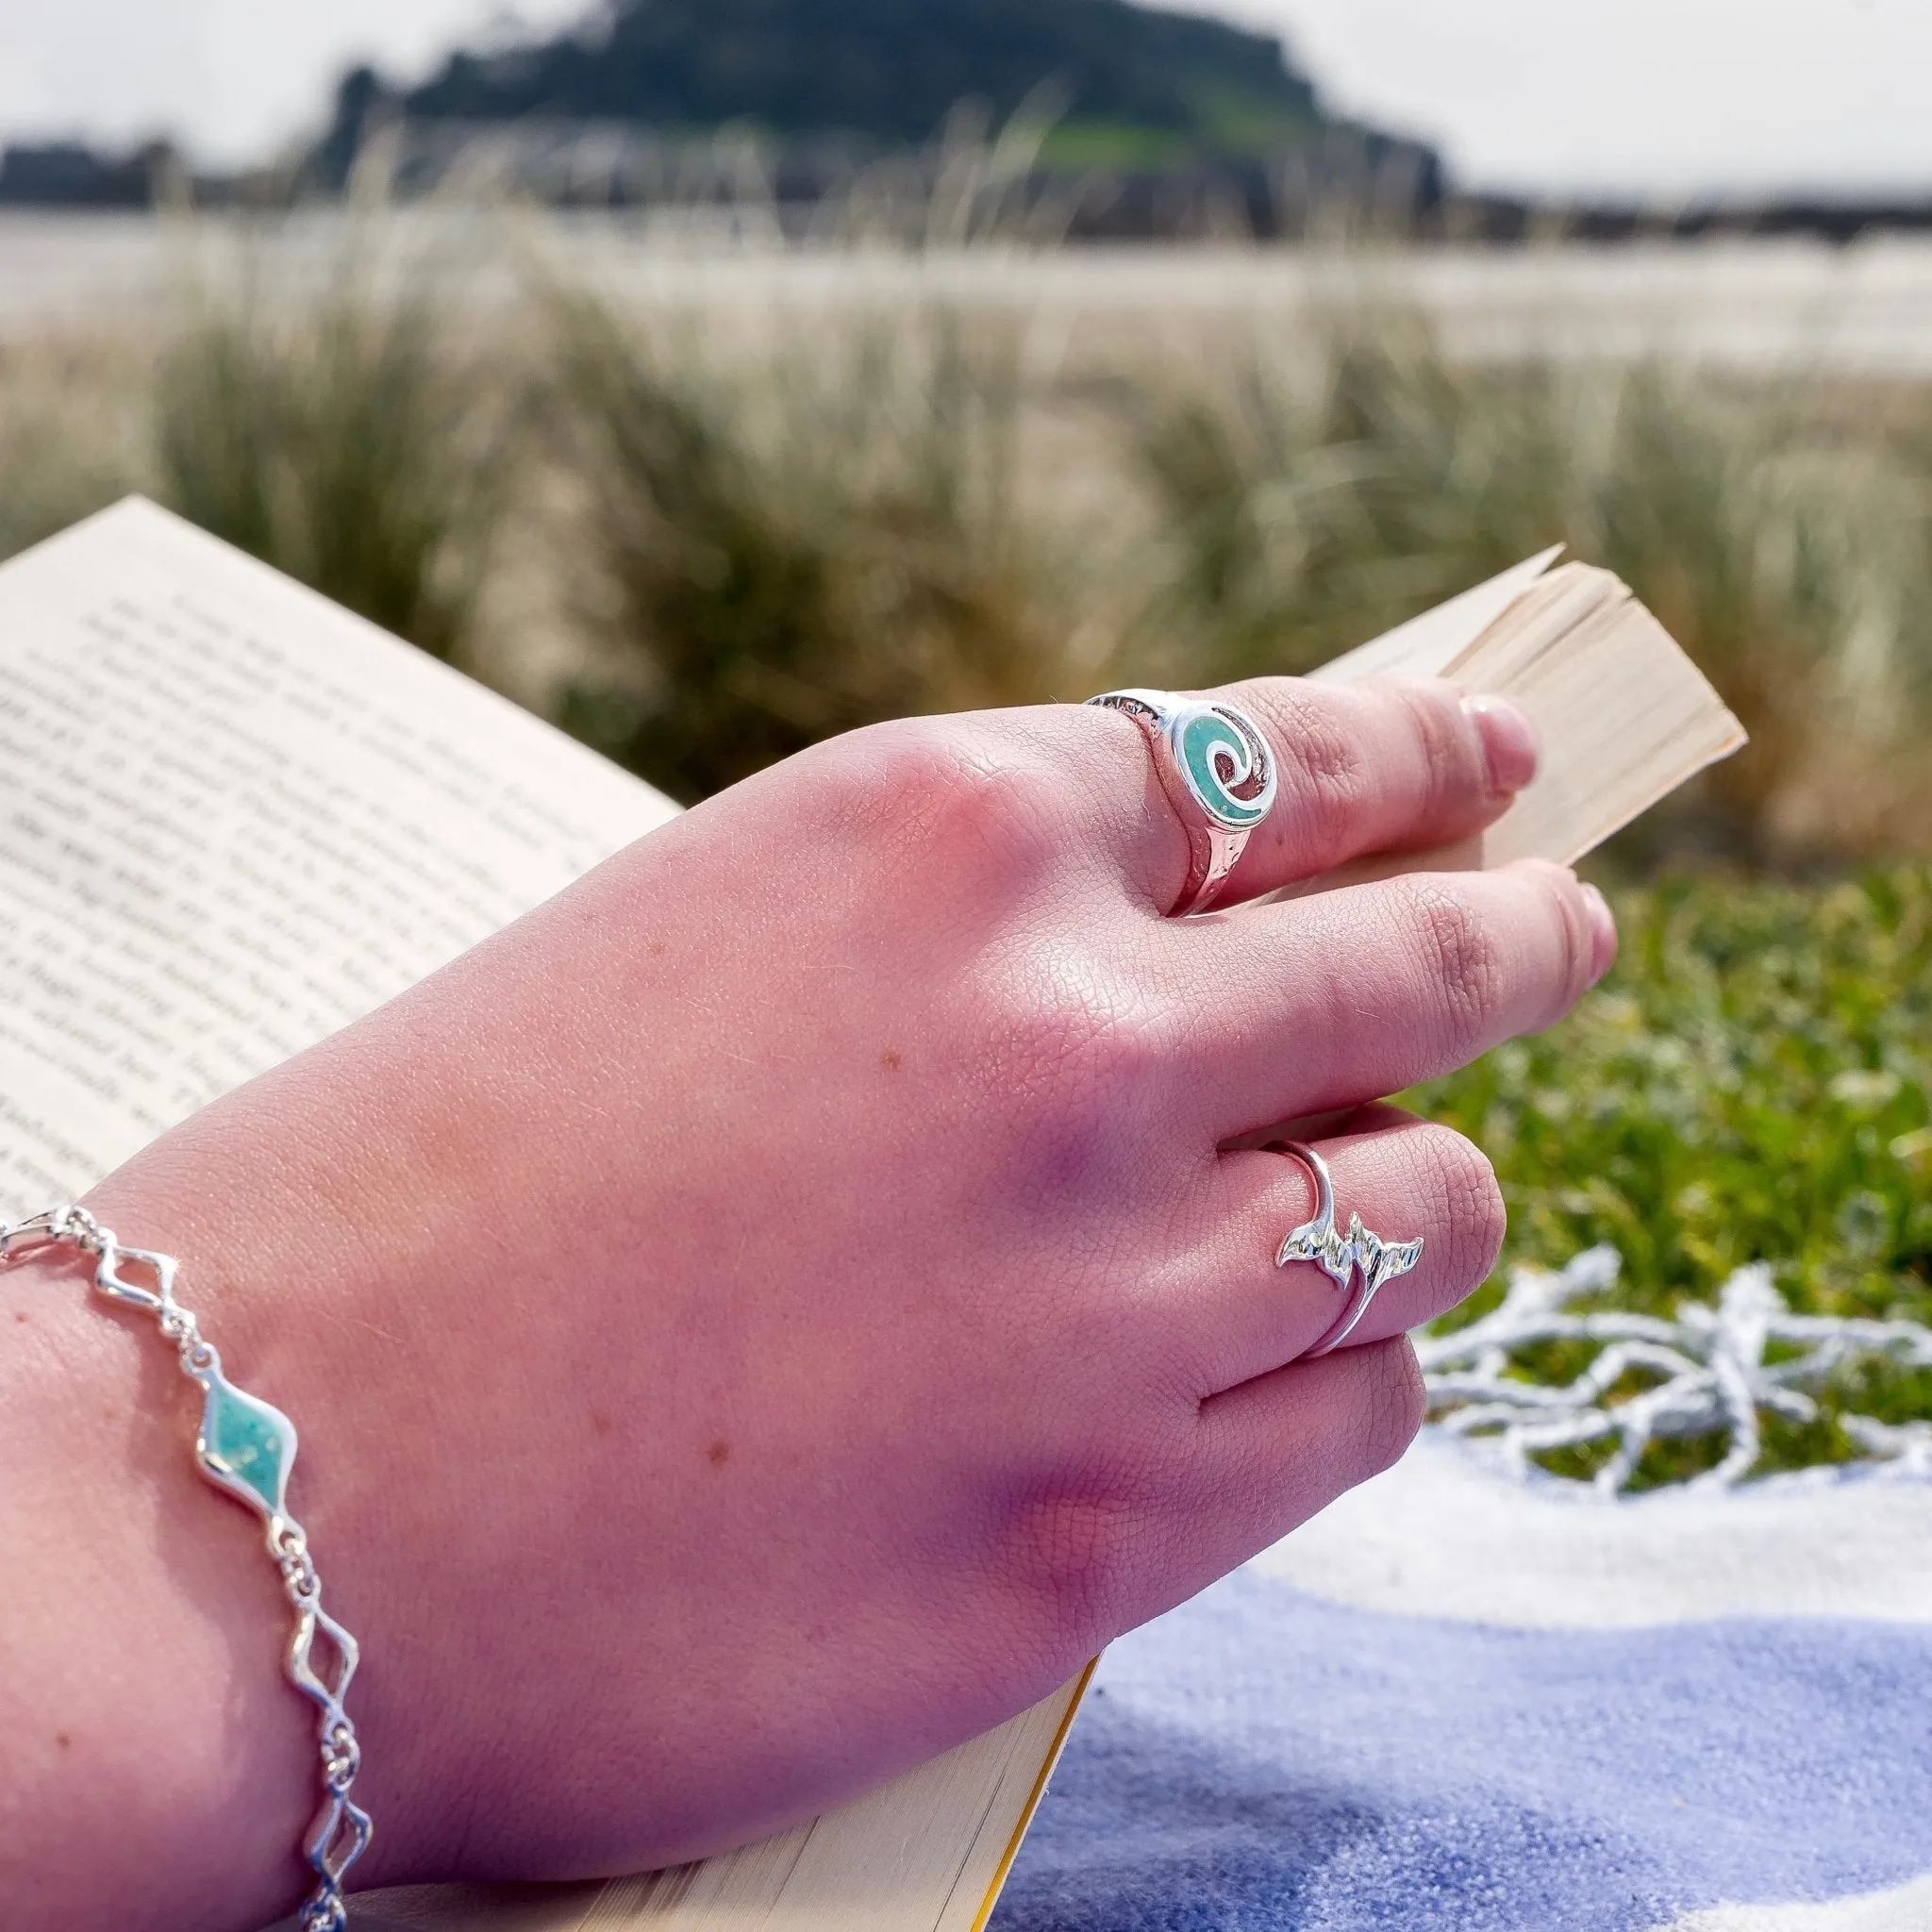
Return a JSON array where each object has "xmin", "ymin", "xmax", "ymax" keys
[{"xmin": 0, "ymin": 677, "xmax": 1607, "ymax": 1929}]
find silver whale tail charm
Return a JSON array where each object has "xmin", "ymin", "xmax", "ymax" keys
[{"xmin": 1273, "ymin": 1141, "xmax": 1424, "ymax": 1357}]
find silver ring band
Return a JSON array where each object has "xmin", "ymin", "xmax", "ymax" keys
[
  {"xmin": 1273, "ymin": 1141, "xmax": 1424, "ymax": 1358},
  {"xmin": 1086, "ymin": 688, "xmax": 1277, "ymax": 916}
]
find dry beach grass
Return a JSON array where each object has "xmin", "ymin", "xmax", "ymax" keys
[{"xmin": 8, "ymin": 214, "xmax": 1932, "ymax": 856}]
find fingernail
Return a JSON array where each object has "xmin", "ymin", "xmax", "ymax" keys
[
  {"xmin": 1580, "ymin": 882, "xmax": 1618, "ymax": 984},
  {"xmin": 1462, "ymin": 693, "xmax": 1540, "ymax": 797}
]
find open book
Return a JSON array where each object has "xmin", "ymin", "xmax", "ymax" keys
[{"xmin": 0, "ymin": 503, "xmax": 1741, "ymax": 1932}]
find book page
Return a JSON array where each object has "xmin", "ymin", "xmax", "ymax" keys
[
  {"xmin": 1441, "ymin": 563, "xmax": 1748, "ymax": 866},
  {"xmin": 0, "ymin": 498, "xmax": 678, "ymax": 1222}
]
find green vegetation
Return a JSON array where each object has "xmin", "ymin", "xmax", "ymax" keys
[
  {"xmin": 1414, "ymin": 869, "xmax": 1932, "ymax": 1482},
  {"xmin": 548, "ymin": 292, "xmax": 1093, "ymax": 801},
  {"xmin": 151, "ymin": 249, "xmax": 503, "ymax": 660},
  {"xmin": 1035, "ymin": 121, "xmax": 1201, "ymax": 174},
  {"xmin": 0, "ymin": 334, "xmax": 143, "ymax": 560},
  {"xmin": 8, "ymin": 226, "xmax": 1932, "ymax": 1478},
  {"xmin": 1124, "ymin": 325, "xmax": 1932, "ymax": 861},
  {"xmin": 21, "ymin": 268, "xmax": 1931, "ymax": 862}
]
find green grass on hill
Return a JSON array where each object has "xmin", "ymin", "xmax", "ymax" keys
[{"xmin": 1414, "ymin": 868, "xmax": 1932, "ymax": 1483}]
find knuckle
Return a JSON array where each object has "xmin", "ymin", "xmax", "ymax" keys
[
  {"xmin": 1394, "ymin": 681, "xmax": 1475, "ymax": 815},
  {"xmin": 924, "ymin": 746, "xmax": 1068, "ymax": 880},
  {"xmin": 1354, "ymin": 1338, "xmax": 1427, "ymax": 1477},
  {"xmin": 998, "ymin": 1464, "xmax": 1166, "ymax": 1649},
  {"xmin": 1407, "ymin": 880, "xmax": 1504, "ymax": 1039},
  {"xmin": 824, "ymin": 720, "xmax": 1070, "ymax": 891},
  {"xmin": 972, "ymin": 952, "xmax": 1178, "ymax": 1207},
  {"xmin": 1507, "ymin": 860, "xmax": 1593, "ymax": 1026},
  {"xmin": 988, "ymin": 950, "xmax": 1169, "ymax": 1094},
  {"xmin": 1268, "ymin": 685, "xmax": 1373, "ymax": 853},
  {"xmin": 1089, "ymin": 992, "xmax": 1186, "ymax": 1092},
  {"xmin": 1425, "ymin": 1126, "xmax": 1507, "ymax": 1291}
]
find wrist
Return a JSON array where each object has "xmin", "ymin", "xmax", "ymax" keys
[
  {"xmin": 0, "ymin": 1244, "xmax": 318, "ymax": 1932},
  {"xmin": 77, "ymin": 1122, "xmax": 493, "ymax": 1894}
]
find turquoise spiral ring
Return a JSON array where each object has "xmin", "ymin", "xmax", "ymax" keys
[{"xmin": 1086, "ymin": 688, "xmax": 1278, "ymax": 914}]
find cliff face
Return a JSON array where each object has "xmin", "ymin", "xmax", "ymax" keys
[{"xmin": 388, "ymin": 0, "xmax": 1324, "ymax": 160}]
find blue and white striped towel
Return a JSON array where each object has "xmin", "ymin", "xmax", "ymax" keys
[{"xmin": 994, "ymin": 1431, "xmax": 1932, "ymax": 1932}]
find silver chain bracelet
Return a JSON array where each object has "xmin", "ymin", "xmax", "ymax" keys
[{"xmin": 1, "ymin": 1205, "xmax": 371, "ymax": 1929}]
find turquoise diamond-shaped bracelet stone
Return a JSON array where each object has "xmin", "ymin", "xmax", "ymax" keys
[{"xmin": 2, "ymin": 1205, "xmax": 371, "ymax": 1929}]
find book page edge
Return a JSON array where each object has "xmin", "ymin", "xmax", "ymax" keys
[
  {"xmin": 1310, "ymin": 546, "xmax": 1564, "ymax": 686},
  {"xmin": 1436, "ymin": 560, "xmax": 1628, "ymax": 685},
  {"xmin": 965, "ymin": 1660, "xmax": 1100, "ymax": 1932},
  {"xmin": 1540, "ymin": 710, "xmax": 1750, "ymax": 869}
]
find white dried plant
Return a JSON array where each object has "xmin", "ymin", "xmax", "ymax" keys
[{"xmin": 1422, "ymin": 1247, "xmax": 1932, "ymax": 1493}]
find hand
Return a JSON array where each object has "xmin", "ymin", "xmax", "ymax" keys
[{"xmin": 0, "ymin": 675, "xmax": 1611, "ymax": 1930}]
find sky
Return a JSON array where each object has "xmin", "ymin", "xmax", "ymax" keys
[
  {"xmin": 0, "ymin": 0, "xmax": 1926, "ymax": 199},
  {"xmin": 1208, "ymin": 0, "xmax": 1932, "ymax": 198}
]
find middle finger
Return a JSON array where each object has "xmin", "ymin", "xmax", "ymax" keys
[{"xmin": 1170, "ymin": 858, "xmax": 1615, "ymax": 1139}]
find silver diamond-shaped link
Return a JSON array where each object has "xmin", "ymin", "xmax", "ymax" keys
[
  {"xmin": 288, "ymin": 1601, "xmax": 360, "ymax": 1713},
  {"xmin": 308, "ymin": 1786, "xmax": 375, "ymax": 1886}
]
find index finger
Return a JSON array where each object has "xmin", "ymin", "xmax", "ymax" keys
[{"xmin": 1204, "ymin": 676, "xmax": 1539, "ymax": 909}]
